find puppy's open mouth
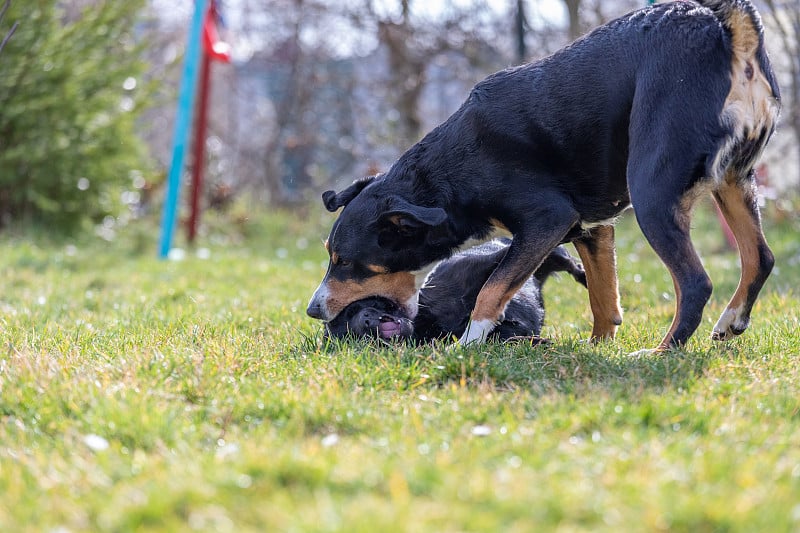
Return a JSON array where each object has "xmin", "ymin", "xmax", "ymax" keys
[
  {"xmin": 325, "ymin": 296, "xmax": 414, "ymax": 340},
  {"xmin": 377, "ymin": 314, "xmax": 410, "ymax": 339}
]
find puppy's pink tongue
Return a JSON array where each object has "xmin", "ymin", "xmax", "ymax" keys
[{"xmin": 379, "ymin": 320, "xmax": 402, "ymax": 338}]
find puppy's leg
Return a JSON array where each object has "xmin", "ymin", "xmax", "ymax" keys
[
  {"xmin": 459, "ymin": 196, "xmax": 580, "ymax": 345},
  {"xmin": 711, "ymin": 173, "xmax": 774, "ymax": 341},
  {"xmin": 534, "ymin": 245, "xmax": 587, "ymax": 287},
  {"xmin": 573, "ymin": 225, "xmax": 623, "ymax": 341}
]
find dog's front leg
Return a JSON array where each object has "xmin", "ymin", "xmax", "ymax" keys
[
  {"xmin": 459, "ymin": 201, "xmax": 580, "ymax": 345},
  {"xmin": 573, "ymin": 225, "xmax": 623, "ymax": 341}
]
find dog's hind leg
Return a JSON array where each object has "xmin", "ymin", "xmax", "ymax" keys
[
  {"xmin": 573, "ymin": 225, "xmax": 623, "ymax": 341},
  {"xmin": 635, "ymin": 206, "xmax": 712, "ymax": 350},
  {"xmin": 628, "ymin": 160, "xmax": 713, "ymax": 351},
  {"xmin": 711, "ymin": 173, "xmax": 774, "ymax": 341}
]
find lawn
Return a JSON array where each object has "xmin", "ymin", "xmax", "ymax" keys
[{"xmin": 1, "ymin": 200, "xmax": 799, "ymax": 532}]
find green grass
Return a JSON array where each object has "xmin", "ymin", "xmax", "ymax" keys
[{"xmin": 1, "ymin": 201, "xmax": 799, "ymax": 532}]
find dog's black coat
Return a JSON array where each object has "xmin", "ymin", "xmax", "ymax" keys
[
  {"xmin": 325, "ymin": 241, "xmax": 586, "ymax": 342},
  {"xmin": 309, "ymin": 0, "xmax": 780, "ymax": 350}
]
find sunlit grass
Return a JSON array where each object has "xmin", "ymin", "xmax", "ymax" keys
[{"xmin": 1, "ymin": 202, "xmax": 799, "ymax": 531}]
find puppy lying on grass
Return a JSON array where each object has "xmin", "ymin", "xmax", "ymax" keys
[{"xmin": 325, "ymin": 240, "xmax": 586, "ymax": 343}]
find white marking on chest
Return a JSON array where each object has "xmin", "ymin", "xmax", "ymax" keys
[
  {"xmin": 455, "ymin": 224, "xmax": 512, "ymax": 254},
  {"xmin": 579, "ymin": 216, "xmax": 621, "ymax": 231}
]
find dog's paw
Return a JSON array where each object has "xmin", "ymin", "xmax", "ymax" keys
[
  {"xmin": 458, "ymin": 319, "xmax": 494, "ymax": 346},
  {"xmin": 711, "ymin": 306, "xmax": 748, "ymax": 341},
  {"xmin": 627, "ymin": 347, "xmax": 659, "ymax": 358}
]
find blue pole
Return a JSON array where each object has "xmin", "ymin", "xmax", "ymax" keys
[{"xmin": 159, "ymin": 0, "xmax": 209, "ymax": 258}]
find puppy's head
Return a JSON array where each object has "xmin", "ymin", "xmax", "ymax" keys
[
  {"xmin": 307, "ymin": 175, "xmax": 449, "ymax": 322},
  {"xmin": 324, "ymin": 296, "xmax": 414, "ymax": 340}
]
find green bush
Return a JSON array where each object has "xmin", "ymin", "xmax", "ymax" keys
[{"xmin": 0, "ymin": 0, "xmax": 148, "ymax": 231}]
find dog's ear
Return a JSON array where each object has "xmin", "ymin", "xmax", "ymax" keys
[
  {"xmin": 379, "ymin": 196, "xmax": 447, "ymax": 236},
  {"xmin": 322, "ymin": 176, "xmax": 376, "ymax": 212}
]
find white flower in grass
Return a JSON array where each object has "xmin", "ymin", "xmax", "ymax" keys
[
  {"xmin": 83, "ymin": 434, "xmax": 109, "ymax": 452},
  {"xmin": 321, "ymin": 433, "xmax": 339, "ymax": 447},
  {"xmin": 471, "ymin": 425, "xmax": 491, "ymax": 437}
]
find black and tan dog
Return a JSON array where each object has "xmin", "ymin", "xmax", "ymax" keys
[
  {"xmin": 324, "ymin": 241, "xmax": 586, "ymax": 342},
  {"xmin": 308, "ymin": 0, "xmax": 780, "ymax": 351}
]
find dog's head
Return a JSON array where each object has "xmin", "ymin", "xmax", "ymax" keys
[
  {"xmin": 306, "ymin": 175, "xmax": 450, "ymax": 322},
  {"xmin": 324, "ymin": 296, "xmax": 414, "ymax": 340}
]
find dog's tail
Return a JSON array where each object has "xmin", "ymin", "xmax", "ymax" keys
[{"xmin": 694, "ymin": 0, "xmax": 764, "ymax": 57}]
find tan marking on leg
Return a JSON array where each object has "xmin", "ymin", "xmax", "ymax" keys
[
  {"xmin": 657, "ymin": 273, "xmax": 683, "ymax": 352},
  {"xmin": 462, "ymin": 278, "xmax": 526, "ymax": 345},
  {"xmin": 574, "ymin": 225, "xmax": 622, "ymax": 341},
  {"xmin": 470, "ymin": 280, "xmax": 516, "ymax": 323},
  {"xmin": 717, "ymin": 181, "xmax": 761, "ymax": 310},
  {"xmin": 711, "ymin": 178, "xmax": 773, "ymax": 340}
]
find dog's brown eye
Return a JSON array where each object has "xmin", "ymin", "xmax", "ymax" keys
[{"xmin": 339, "ymin": 259, "xmax": 352, "ymax": 268}]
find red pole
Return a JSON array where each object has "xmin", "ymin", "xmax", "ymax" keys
[
  {"xmin": 187, "ymin": 49, "xmax": 211, "ymax": 244},
  {"xmin": 187, "ymin": 2, "xmax": 230, "ymax": 244}
]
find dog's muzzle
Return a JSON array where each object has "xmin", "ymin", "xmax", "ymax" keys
[
  {"xmin": 306, "ymin": 283, "xmax": 331, "ymax": 320},
  {"xmin": 306, "ymin": 279, "xmax": 421, "ymax": 323},
  {"xmin": 306, "ymin": 300, "xmax": 325, "ymax": 320}
]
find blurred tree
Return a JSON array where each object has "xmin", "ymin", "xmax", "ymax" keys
[
  {"xmin": 362, "ymin": 0, "xmax": 504, "ymax": 146},
  {"xmin": 0, "ymin": 0, "xmax": 149, "ymax": 230},
  {"xmin": 226, "ymin": 0, "xmax": 507, "ymax": 204},
  {"xmin": 515, "ymin": 0, "xmax": 527, "ymax": 62},
  {"xmin": 563, "ymin": 0, "xmax": 582, "ymax": 40},
  {"xmin": 230, "ymin": 0, "xmax": 353, "ymax": 205},
  {"xmin": 183, "ymin": 0, "xmax": 797, "ymax": 211},
  {"xmin": 560, "ymin": 0, "xmax": 641, "ymax": 40},
  {"xmin": 0, "ymin": 0, "xmax": 18, "ymax": 55},
  {"xmin": 760, "ymin": 0, "xmax": 800, "ymax": 189}
]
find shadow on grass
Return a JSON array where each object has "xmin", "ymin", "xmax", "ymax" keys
[
  {"xmin": 435, "ymin": 342, "xmax": 717, "ymax": 396},
  {"xmin": 310, "ymin": 332, "xmax": 727, "ymax": 397}
]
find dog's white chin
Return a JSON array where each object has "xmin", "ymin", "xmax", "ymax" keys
[
  {"xmin": 412, "ymin": 264, "xmax": 438, "ymax": 292},
  {"xmin": 400, "ymin": 293, "xmax": 420, "ymax": 320}
]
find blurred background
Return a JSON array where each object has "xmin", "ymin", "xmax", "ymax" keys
[{"xmin": 0, "ymin": 0, "xmax": 797, "ymax": 242}]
